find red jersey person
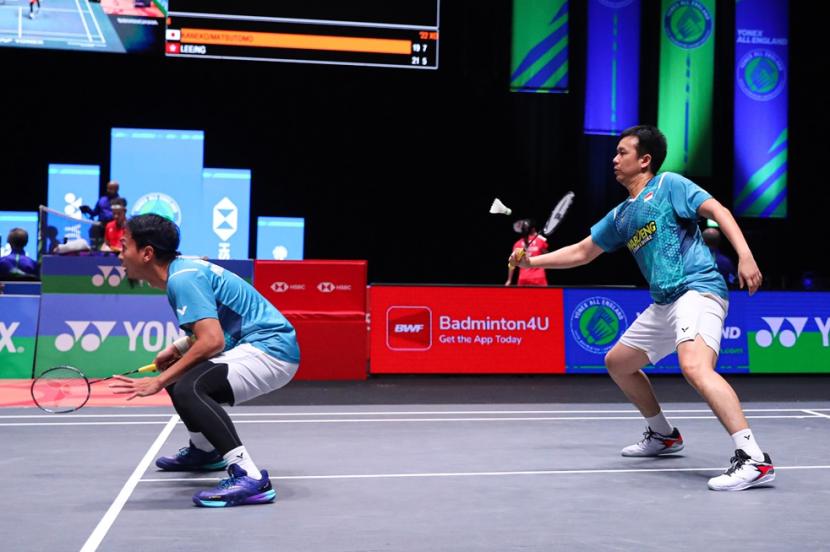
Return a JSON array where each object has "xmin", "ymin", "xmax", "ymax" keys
[
  {"xmin": 103, "ymin": 198, "xmax": 127, "ymax": 252},
  {"xmin": 506, "ymin": 219, "xmax": 548, "ymax": 286}
]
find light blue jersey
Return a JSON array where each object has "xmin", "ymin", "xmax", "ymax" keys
[
  {"xmin": 590, "ymin": 172, "xmax": 727, "ymax": 305},
  {"xmin": 166, "ymin": 258, "xmax": 300, "ymax": 363}
]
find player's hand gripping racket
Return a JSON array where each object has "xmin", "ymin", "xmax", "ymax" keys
[
  {"xmin": 509, "ymin": 191, "xmax": 575, "ymax": 268},
  {"xmin": 30, "ymin": 363, "xmax": 157, "ymax": 413}
]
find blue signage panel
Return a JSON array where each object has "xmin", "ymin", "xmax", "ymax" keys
[
  {"xmin": 563, "ymin": 288, "xmax": 749, "ymax": 374},
  {"xmin": 256, "ymin": 217, "xmax": 305, "ymax": 260},
  {"xmin": 199, "ymin": 169, "xmax": 251, "ymax": 260}
]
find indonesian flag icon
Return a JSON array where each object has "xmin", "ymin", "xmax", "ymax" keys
[{"xmin": 644, "ymin": 191, "xmax": 654, "ymax": 202}]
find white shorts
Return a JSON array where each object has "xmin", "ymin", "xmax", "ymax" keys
[
  {"xmin": 212, "ymin": 343, "xmax": 298, "ymax": 404},
  {"xmin": 618, "ymin": 290, "xmax": 728, "ymax": 364}
]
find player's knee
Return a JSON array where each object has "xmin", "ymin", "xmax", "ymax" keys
[{"xmin": 679, "ymin": 358, "xmax": 712, "ymax": 387}]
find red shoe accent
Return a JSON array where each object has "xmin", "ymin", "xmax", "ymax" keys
[
  {"xmin": 661, "ymin": 437, "xmax": 682, "ymax": 448},
  {"xmin": 755, "ymin": 464, "xmax": 774, "ymax": 478}
]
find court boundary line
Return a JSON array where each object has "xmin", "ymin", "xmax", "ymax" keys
[
  {"xmin": 140, "ymin": 463, "xmax": 830, "ymax": 483},
  {"xmin": 802, "ymin": 409, "xmax": 830, "ymax": 419},
  {"xmin": 79, "ymin": 415, "xmax": 178, "ymax": 552},
  {"xmin": 2, "ymin": 406, "xmax": 828, "ymax": 419},
  {"xmin": 3, "ymin": 412, "xmax": 827, "ymax": 427}
]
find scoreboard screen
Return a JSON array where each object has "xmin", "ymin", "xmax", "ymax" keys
[{"xmin": 165, "ymin": 0, "xmax": 440, "ymax": 69}]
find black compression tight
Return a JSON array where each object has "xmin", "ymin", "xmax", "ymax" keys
[{"xmin": 165, "ymin": 361, "xmax": 242, "ymax": 455}]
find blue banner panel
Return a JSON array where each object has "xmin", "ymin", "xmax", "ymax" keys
[
  {"xmin": 199, "ymin": 169, "xmax": 251, "ymax": 260},
  {"xmin": 563, "ymin": 289, "xmax": 749, "ymax": 374},
  {"xmin": 0, "ymin": 295, "xmax": 40, "ymax": 378},
  {"xmin": 733, "ymin": 0, "xmax": 789, "ymax": 218},
  {"xmin": 110, "ymin": 128, "xmax": 205, "ymax": 255},
  {"xmin": 0, "ymin": 211, "xmax": 38, "ymax": 258},
  {"xmin": 47, "ymin": 164, "xmax": 100, "ymax": 221},
  {"xmin": 584, "ymin": 0, "xmax": 641, "ymax": 135},
  {"xmin": 256, "ymin": 217, "xmax": 305, "ymax": 260}
]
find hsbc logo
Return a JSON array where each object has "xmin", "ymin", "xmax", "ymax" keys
[
  {"xmin": 92, "ymin": 266, "xmax": 126, "ymax": 287},
  {"xmin": 387, "ymin": 306, "xmax": 432, "ymax": 351},
  {"xmin": 0, "ymin": 322, "xmax": 21, "ymax": 353},
  {"xmin": 755, "ymin": 316, "xmax": 830, "ymax": 348},
  {"xmin": 317, "ymin": 282, "xmax": 353, "ymax": 293},
  {"xmin": 271, "ymin": 282, "xmax": 305, "ymax": 293}
]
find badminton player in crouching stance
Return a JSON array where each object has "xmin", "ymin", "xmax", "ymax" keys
[
  {"xmin": 111, "ymin": 214, "xmax": 300, "ymax": 506},
  {"xmin": 510, "ymin": 125, "xmax": 774, "ymax": 491}
]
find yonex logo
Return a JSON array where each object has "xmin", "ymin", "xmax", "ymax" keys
[
  {"xmin": 387, "ymin": 307, "xmax": 432, "ymax": 351},
  {"xmin": 92, "ymin": 265, "xmax": 127, "ymax": 287},
  {"xmin": 755, "ymin": 317, "xmax": 830, "ymax": 348},
  {"xmin": 394, "ymin": 324, "xmax": 425, "ymax": 334},
  {"xmin": 55, "ymin": 321, "xmax": 116, "ymax": 352},
  {"xmin": 0, "ymin": 322, "xmax": 21, "ymax": 353}
]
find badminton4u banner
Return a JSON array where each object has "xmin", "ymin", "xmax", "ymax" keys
[
  {"xmin": 733, "ymin": 0, "xmax": 788, "ymax": 218},
  {"xmin": 369, "ymin": 286, "xmax": 565, "ymax": 374}
]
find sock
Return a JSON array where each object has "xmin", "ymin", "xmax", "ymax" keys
[
  {"xmin": 731, "ymin": 429, "xmax": 765, "ymax": 462},
  {"xmin": 645, "ymin": 411, "xmax": 673, "ymax": 436},
  {"xmin": 188, "ymin": 431, "xmax": 213, "ymax": 452},
  {"xmin": 224, "ymin": 446, "xmax": 262, "ymax": 480}
]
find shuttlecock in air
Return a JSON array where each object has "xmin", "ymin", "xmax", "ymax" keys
[{"xmin": 489, "ymin": 198, "xmax": 512, "ymax": 216}]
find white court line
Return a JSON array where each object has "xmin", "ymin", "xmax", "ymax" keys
[
  {"xmin": 72, "ymin": 0, "xmax": 91, "ymax": 41},
  {"xmin": 83, "ymin": 0, "xmax": 103, "ymax": 43},
  {"xmin": 1, "ymin": 407, "xmax": 826, "ymax": 419},
  {"xmin": 2, "ymin": 413, "xmax": 822, "ymax": 427},
  {"xmin": 80, "ymin": 415, "xmax": 178, "ymax": 552},
  {"xmin": 141, "ymin": 463, "xmax": 830, "ymax": 483},
  {"xmin": 802, "ymin": 409, "xmax": 830, "ymax": 419}
]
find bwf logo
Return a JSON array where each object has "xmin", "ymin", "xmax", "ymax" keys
[
  {"xmin": 386, "ymin": 306, "xmax": 432, "ymax": 351},
  {"xmin": 755, "ymin": 317, "xmax": 830, "ymax": 348},
  {"xmin": 55, "ymin": 321, "xmax": 116, "ymax": 352},
  {"xmin": 92, "ymin": 266, "xmax": 126, "ymax": 287},
  {"xmin": 0, "ymin": 322, "xmax": 21, "ymax": 353}
]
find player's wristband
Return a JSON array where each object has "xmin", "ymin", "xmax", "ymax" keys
[{"xmin": 173, "ymin": 335, "xmax": 193, "ymax": 355}]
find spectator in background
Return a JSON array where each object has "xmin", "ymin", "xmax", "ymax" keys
[
  {"xmin": 0, "ymin": 228, "xmax": 38, "ymax": 278},
  {"xmin": 103, "ymin": 197, "xmax": 128, "ymax": 253},
  {"xmin": 506, "ymin": 218, "xmax": 548, "ymax": 286},
  {"xmin": 702, "ymin": 227, "xmax": 737, "ymax": 288},
  {"xmin": 80, "ymin": 180, "xmax": 121, "ymax": 224}
]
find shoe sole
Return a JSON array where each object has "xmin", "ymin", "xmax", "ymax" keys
[
  {"xmin": 621, "ymin": 444, "xmax": 684, "ymax": 457},
  {"xmin": 708, "ymin": 472, "xmax": 775, "ymax": 491},
  {"xmin": 155, "ymin": 461, "xmax": 228, "ymax": 472},
  {"xmin": 193, "ymin": 489, "xmax": 277, "ymax": 507}
]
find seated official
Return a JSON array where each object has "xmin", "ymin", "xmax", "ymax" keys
[{"xmin": 0, "ymin": 228, "xmax": 38, "ymax": 278}]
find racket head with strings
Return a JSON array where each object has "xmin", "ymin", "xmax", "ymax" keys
[
  {"xmin": 510, "ymin": 191, "xmax": 576, "ymax": 267},
  {"xmin": 30, "ymin": 365, "xmax": 92, "ymax": 414},
  {"xmin": 31, "ymin": 363, "xmax": 157, "ymax": 414}
]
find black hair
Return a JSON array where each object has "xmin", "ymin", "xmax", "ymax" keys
[
  {"xmin": 7, "ymin": 227, "xmax": 28, "ymax": 250},
  {"xmin": 111, "ymin": 197, "xmax": 127, "ymax": 208},
  {"xmin": 620, "ymin": 125, "xmax": 668, "ymax": 174},
  {"xmin": 126, "ymin": 214, "xmax": 180, "ymax": 262}
]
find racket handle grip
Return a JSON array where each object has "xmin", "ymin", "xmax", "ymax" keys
[
  {"xmin": 138, "ymin": 363, "xmax": 157, "ymax": 373},
  {"xmin": 508, "ymin": 248, "xmax": 526, "ymax": 268}
]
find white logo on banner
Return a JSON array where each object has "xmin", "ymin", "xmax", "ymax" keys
[
  {"xmin": 92, "ymin": 266, "xmax": 127, "ymax": 287},
  {"xmin": 0, "ymin": 322, "xmax": 21, "ymax": 353},
  {"xmin": 213, "ymin": 197, "xmax": 237, "ymax": 259},
  {"xmin": 755, "ymin": 316, "xmax": 830, "ymax": 348},
  {"xmin": 55, "ymin": 321, "xmax": 116, "ymax": 352},
  {"xmin": 272, "ymin": 245, "xmax": 289, "ymax": 260},
  {"xmin": 64, "ymin": 192, "xmax": 83, "ymax": 218}
]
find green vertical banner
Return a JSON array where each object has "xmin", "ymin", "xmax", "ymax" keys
[
  {"xmin": 657, "ymin": 0, "xmax": 715, "ymax": 175},
  {"xmin": 511, "ymin": 0, "xmax": 569, "ymax": 93}
]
